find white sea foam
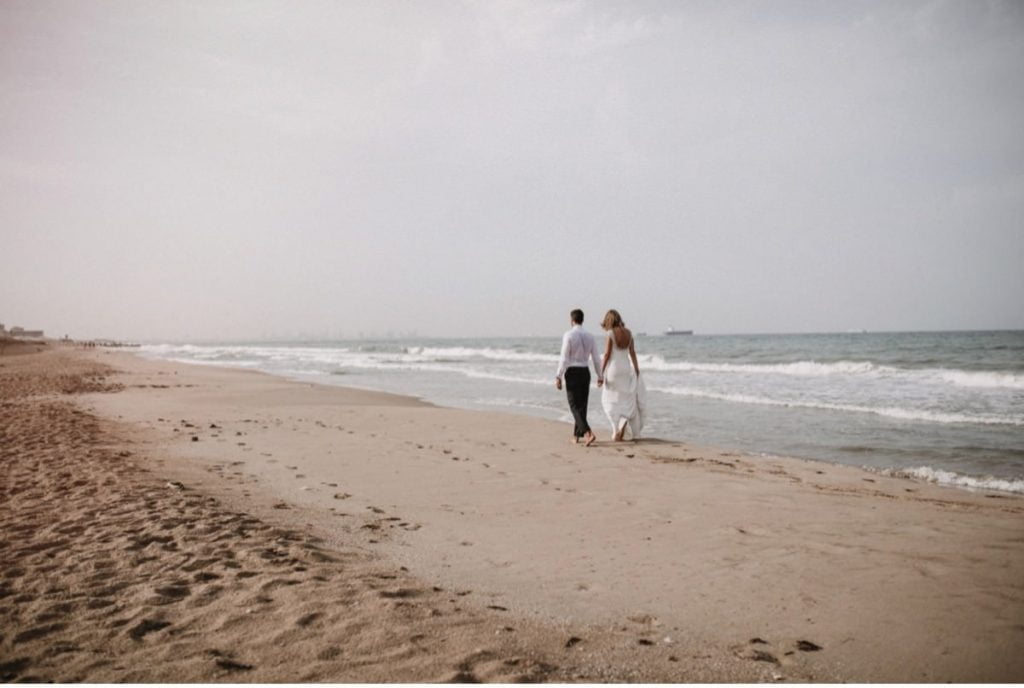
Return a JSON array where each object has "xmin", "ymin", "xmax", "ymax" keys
[
  {"xmin": 151, "ymin": 349, "xmax": 547, "ymax": 388},
  {"xmin": 639, "ymin": 356, "xmax": 881, "ymax": 377},
  {"xmin": 934, "ymin": 369, "xmax": 1024, "ymax": 390},
  {"xmin": 160, "ymin": 356, "xmax": 263, "ymax": 368},
  {"xmin": 650, "ymin": 385, "xmax": 1024, "ymax": 426},
  {"xmin": 471, "ymin": 397, "xmax": 561, "ymax": 413},
  {"xmin": 637, "ymin": 355, "xmax": 1024, "ymax": 390},
  {"xmin": 406, "ymin": 346, "xmax": 557, "ymax": 363},
  {"xmin": 143, "ymin": 344, "xmax": 351, "ymax": 358},
  {"xmin": 457, "ymin": 369, "xmax": 548, "ymax": 386},
  {"xmin": 880, "ymin": 466, "xmax": 1024, "ymax": 494},
  {"xmin": 143, "ymin": 344, "xmax": 1024, "ymax": 391}
]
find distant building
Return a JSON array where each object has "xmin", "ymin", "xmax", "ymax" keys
[
  {"xmin": 0, "ymin": 323, "xmax": 6, "ymax": 337},
  {"xmin": 10, "ymin": 326, "xmax": 45, "ymax": 339}
]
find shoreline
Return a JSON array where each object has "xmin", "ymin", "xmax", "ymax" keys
[
  {"xmin": 3, "ymin": 348, "xmax": 1022, "ymax": 681},
  {"xmin": 140, "ymin": 348, "xmax": 1024, "ymax": 497}
]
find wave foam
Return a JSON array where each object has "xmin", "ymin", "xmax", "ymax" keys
[
  {"xmin": 640, "ymin": 356, "xmax": 1024, "ymax": 390},
  {"xmin": 934, "ymin": 369, "xmax": 1024, "ymax": 390},
  {"xmin": 143, "ymin": 344, "xmax": 1024, "ymax": 391},
  {"xmin": 881, "ymin": 466, "xmax": 1024, "ymax": 494},
  {"xmin": 650, "ymin": 385, "xmax": 1024, "ymax": 426},
  {"xmin": 640, "ymin": 356, "xmax": 880, "ymax": 376},
  {"xmin": 405, "ymin": 346, "xmax": 558, "ymax": 363}
]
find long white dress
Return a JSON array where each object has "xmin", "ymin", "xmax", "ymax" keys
[{"xmin": 601, "ymin": 337, "xmax": 646, "ymax": 439}]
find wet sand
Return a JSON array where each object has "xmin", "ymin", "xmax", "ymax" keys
[{"xmin": 2, "ymin": 348, "xmax": 1022, "ymax": 682}]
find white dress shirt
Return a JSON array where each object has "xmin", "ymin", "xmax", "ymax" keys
[{"xmin": 556, "ymin": 325, "xmax": 603, "ymax": 380}]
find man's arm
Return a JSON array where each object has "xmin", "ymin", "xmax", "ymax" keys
[
  {"xmin": 590, "ymin": 334, "xmax": 604, "ymax": 384},
  {"xmin": 555, "ymin": 331, "xmax": 570, "ymax": 385}
]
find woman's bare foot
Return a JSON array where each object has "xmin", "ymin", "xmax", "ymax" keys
[{"xmin": 613, "ymin": 421, "xmax": 626, "ymax": 442}]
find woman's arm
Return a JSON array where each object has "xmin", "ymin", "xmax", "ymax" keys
[
  {"xmin": 601, "ymin": 334, "xmax": 612, "ymax": 376},
  {"xmin": 628, "ymin": 331, "xmax": 640, "ymax": 377}
]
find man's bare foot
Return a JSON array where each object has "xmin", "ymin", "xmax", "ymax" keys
[
  {"xmin": 571, "ymin": 437, "xmax": 580, "ymax": 445},
  {"xmin": 584, "ymin": 431, "xmax": 596, "ymax": 447}
]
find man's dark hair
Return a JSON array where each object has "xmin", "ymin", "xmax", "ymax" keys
[{"xmin": 570, "ymin": 309, "xmax": 584, "ymax": 324}]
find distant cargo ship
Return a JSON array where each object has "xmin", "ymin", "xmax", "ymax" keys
[{"xmin": 664, "ymin": 327, "xmax": 693, "ymax": 335}]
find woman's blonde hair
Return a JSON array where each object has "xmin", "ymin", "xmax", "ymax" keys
[{"xmin": 601, "ymin": 309, "xmax": 624, "ymax": 330}]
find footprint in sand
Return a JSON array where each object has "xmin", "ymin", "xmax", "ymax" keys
[
  {"xmin": 214, "ymin": 658, "xmax": 254, "ymax": 672},
  {"xmin": 379, "ymin": 588, "xmax": 424, "ymax": 599},
  {"xmin": 295, "ymin": 612, "xmax": 322, "ymax": 627},
  {"xmin": 734, "ymin": 641, "xmax": 778, "ymax": 664},
  {"xmin": 13, "ymin": 624, "xmax": 66, "ymax": 644},
  {"xmin": 128, "ymin": 618, "xmax": 170, "ymax": 640},
  {"xmin": 627, "ymin": 613, "xmax": 659, "ymax": 626}
]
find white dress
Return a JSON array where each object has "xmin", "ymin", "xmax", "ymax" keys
[{"xmin": 601, "ymin": 337, "xmax": 646, "ymax": 439}]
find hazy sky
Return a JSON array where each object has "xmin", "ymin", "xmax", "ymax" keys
[{"xmin": 2, "ymin": 0, "xmax": 1022, "ymax": 340}]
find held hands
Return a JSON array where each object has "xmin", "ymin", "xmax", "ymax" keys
[{"xmin": 556, "ymin": 377, "xmax": 604, "ymax": 389}]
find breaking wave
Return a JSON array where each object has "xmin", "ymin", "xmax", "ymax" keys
[
  {"xmin": 880, "ymin": 466, "xmax": 1024, "ymax": 494},
  {"xmin": 639, "ymin": 356, "xmax": 1024, "ymax": 389},
  {"xmin": 650, "ymin": 385, "xmax": 1024, "ymax": 427}
]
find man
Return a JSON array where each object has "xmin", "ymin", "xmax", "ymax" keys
[{"xmin": 555, "ymin": 308, "xmax": 603, "ymax": 446}]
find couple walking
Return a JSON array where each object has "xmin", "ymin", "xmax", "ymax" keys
[{"xmin": 555, "ymin": 308, "xmax": 646, "ymax": 446}]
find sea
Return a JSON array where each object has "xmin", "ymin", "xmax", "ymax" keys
[{"xmin": 140, "ymin": 330, "xmax": 1024, "ymax": 494}]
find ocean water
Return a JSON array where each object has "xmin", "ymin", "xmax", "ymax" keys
[{"xmin": 140, "ymin": 330, "xmax": 1024, "ymax": 494}]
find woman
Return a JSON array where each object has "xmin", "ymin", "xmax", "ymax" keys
[{"xmin": 600, "ymin": 309, "xmax": 646, "ymax": 441}]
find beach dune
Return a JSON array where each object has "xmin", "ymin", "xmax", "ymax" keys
[{"xmin": 1, "ymin": 348, "xmax": 1021, "ymax": 682}]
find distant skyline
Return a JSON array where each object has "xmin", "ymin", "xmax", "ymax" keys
[{"xmin": 2, "ymin": 1, "xmax": 1023, "ymax": 341}]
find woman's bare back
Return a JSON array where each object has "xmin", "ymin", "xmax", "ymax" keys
[{"xmin": 612, "ymin": 326, "xmax": 631, "ymax": 350}]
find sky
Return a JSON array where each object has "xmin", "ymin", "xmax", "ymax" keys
[{"xmin": 2, "ymin": 0, "xmax": 1023, "ymax": 340}]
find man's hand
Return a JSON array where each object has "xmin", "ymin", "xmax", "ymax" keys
[
  {"xmin": 555, "ymin": 378, "xmax": 562, "ymax": 390},
  {"xmin": 597, "ymin": 378, "xmax": 604, "ymax": 387}
]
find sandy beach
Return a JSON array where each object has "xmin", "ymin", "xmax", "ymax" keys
[{"xmin": 1, "ymin": 347, "xmax": 1022, "ymax": 682}]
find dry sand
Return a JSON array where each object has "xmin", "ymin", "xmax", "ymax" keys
[{"xmin": 2, "ymin": 348, "xmax": 1022, "ymax": 682}]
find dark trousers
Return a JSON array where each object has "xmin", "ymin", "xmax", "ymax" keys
[{"xmin": 564, "ymin": 366, "xmax": 592, "ymax": 438}]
